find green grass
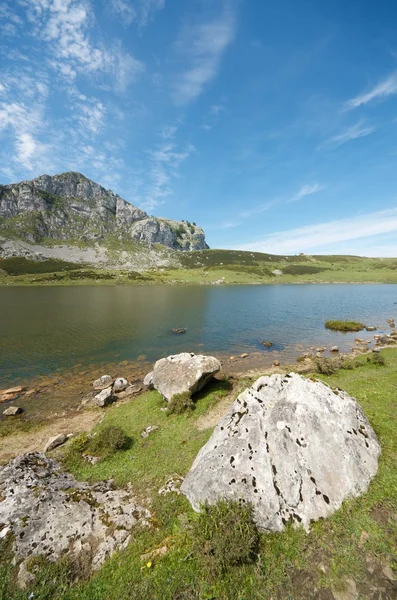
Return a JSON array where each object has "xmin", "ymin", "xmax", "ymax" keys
[
  {"xmin": 2, "ymin": 249, "xmax": 397, "ymax": 286},
  {"xmin": 325, "ymin": 320, "xmax": 366, "ymax": 332},
  {"xmin": 1, "ymin": 353, "xmax": 396, "ymax": 599}
]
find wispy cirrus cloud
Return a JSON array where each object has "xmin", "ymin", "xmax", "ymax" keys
[
  {"xmin": 201, "ymin": 103, "xmax": 225, "ymax": 131},
  {"xmin": 171, "ymin": 2, "xmax": 236, "ymax": 105},
  {"xmin": 131, "ymin": 125, "xmax": 195, "ymax": 212},
  {"xmin": 240, "ymin": 183, "xmax": 322, "ymax": 218},
  {"xmin": 107, "ymin": 0, "xmax": 165, "ymax": 29},
  {"xmin": 345, "ymin": 71, "xmax": 397, "ymax": 109},
  {"xmin": 287, "ymin": 183, "xmax": 322, "ymax": 202},
  {"xmin": 234, "ymin": 207, "xmax": 397, "ymax": 256},
  {"xmin": 320, "ymin": 121, "xmax": 376, "ymax": 148}
]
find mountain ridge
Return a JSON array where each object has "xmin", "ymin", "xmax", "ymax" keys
[{"xmin": 0, "ymin": 171, "xmax": 208, "ymax": 251}]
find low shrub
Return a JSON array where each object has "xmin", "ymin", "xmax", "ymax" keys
[
  {"xmin": 87, "ymin": 426, "xmax": 130, "ymax": 456},
  {"xmin": 69, "ymin": 432, "xmax": 90, "ymax": 453},
  {"xmin": 315, "ymin": 356, "xmax": 359, "ymax": 375},
  {"xmin": 167, "ymin": 391, "xmax": 195, "ymax": 415},
  {"xmin": 282, "ymin": 264, "xmax": 325, "ymax": 276},
  {"xmin": 367, "ymin": 352, "xmax": 386, "ymax": 366},
  {"xmin": 191, "ymin": 499, "xmax": 259, "ymax": 575},
  {"xmin": 325, "ymin": 320, "xmax": 365, "ymax": 332}
]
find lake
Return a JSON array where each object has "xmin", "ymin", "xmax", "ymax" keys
[{"xmin": 0, "ymin": 284, "xmax": 396, "ymax": 387}]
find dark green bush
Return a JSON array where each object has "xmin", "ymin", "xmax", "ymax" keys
[
  {"xmin": 0, "ymin": 257, "xmax": 82, "ymax": 275},
  {"xmin": 192, "ymin": 499, "xmax": 259, "ymax": 574},
  {"xmin": 367, "ymin": 352, "xmax": 386, "ymax": 366},
  {"xmin": 87, "ymin": 425, "xmax": 130, "ymax": 456},
  {"xmin": 282, "ymin": 264, "xmax": 325, "ymax": 275},
  {"xmin": 315, "ymin": 356, "xmax": 359, "ymax": 375},
  {"xmin": 167, "ymin": 392, "xmax": 195, "ymax": 415}
]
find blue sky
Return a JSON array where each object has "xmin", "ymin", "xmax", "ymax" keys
[{"xmin": 1, "ymin": 0, "xmax": 397, "ymax": 256}]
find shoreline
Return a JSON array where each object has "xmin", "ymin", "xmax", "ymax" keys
[{"xmin": 2, "ymin": 278, "xmax": 397, "ymax": 287}]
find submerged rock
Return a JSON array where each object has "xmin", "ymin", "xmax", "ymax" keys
[
  {"xmin": 181, "ymin": 373, "xmax": 380, "ymax": 532},
  {"xmin": 0, "ymin": 453, "xmax": 150, "ymax": 587},
  {"xmin": 147, "ymin": 352, "xmax": 221, "ymax": 401}
]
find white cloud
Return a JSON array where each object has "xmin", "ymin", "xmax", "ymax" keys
[
  {"xmin": 201, "ymin": 103, "xmax": 225, "ymax": 130},
  {"xmin": 172, "ymin": 3, "xmax": 236, "ymax": 105},
  {"xmin": 234, "ymin": 207, "xmax": 397, "ymax": 256},
  {"xmin": 107, "ymin": 0, "xmax": 164, "ymax": 28},
  {"xmin": 15, "ymin": 133, "xmax": 49, "ymax": 170},
  {"xmin": 320, "ymin": 122, "xmax": 376, "ymax": 148},
  {"xmin": 345, "ymin": 72, "xmax": 397, "ymax": 109},
  {"xmin": 22, "ymin": 0, "xmax": 144, "ymax": 91},
  {"xmin": 132, "ymin": 126, "xmax": 195, "ymax": 211},
  {"xmin": 76, "ymin": 99, "xmax": 106, "ymax": 134},
  {"xmin": 108, "ymin": 0, "xmax": 137, "ymax": 26},
  {"xmin": 287, "ymin": 183, "xmax": 322, "ymax": 202},
  {"xmin": 239, "ymin": 183, "xmax": 322, "ymax": 218},
  {"xmin": 138, "ymin": 0, "xmax": 165, "ymax": 28}
]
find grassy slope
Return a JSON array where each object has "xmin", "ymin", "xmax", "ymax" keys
[
  {"xmin": 1, "ymin": 249, "xmax": 397, "ymax": 285},
  {"xmin": 1, "ymin": 354, "xmax": 396, "ymax": 599}
]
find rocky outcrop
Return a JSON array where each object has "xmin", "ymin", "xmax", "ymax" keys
[
  {"xmin": 0, "ymin": 172, "xmax": 209, "ymax": 251},
  {"xmin": 181, "ymin": 373, "xmax": 380, "ymax": 531},
  {"xmin": 146, "ymin": 352, "xmax": 221, "ymax": 401},
  {"xmin": 0, "ymin": 453, "xmax": 150, "ymax": 587}
]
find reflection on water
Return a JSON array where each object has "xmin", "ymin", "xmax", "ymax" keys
[{"xmin": 0, "ymin": 284, "xmax": 396, "ymax": 385}]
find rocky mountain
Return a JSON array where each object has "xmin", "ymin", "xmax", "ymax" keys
[{"xmin": 0, "ymin": 172, "xmax": 208, "ymax": 251}]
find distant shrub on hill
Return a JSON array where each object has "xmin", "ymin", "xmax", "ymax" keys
[
  {"xmin": 0, "ymin": 257, "xmax": 82, "ymax": 275},
  {"xmin": 282, "ymin": 265, "xmax": 326, "ymax": 276}
]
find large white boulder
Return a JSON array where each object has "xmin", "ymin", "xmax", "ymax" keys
[
  {"xmin": 181, "ymin": 373, "xmax": 380, "ymax": 531},
  {"xmin": 147, "ymin": 352, "xmax": 221, "ymax": 401}
]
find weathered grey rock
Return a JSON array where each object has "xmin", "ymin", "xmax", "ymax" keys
[
  {"xmin": 94, "ymin": 386, "xmax": 113, "ymax": 407},
  {"xmin": 148, "ymin": 352, "xmax": 221, "ymax": 401},
  {"xmin": 330, "ymin": 346, "xmax": 339, "ymax": 353},
  {"xmin": 113, "ymin": 377, "xmax": 128, "ymax": 393},
  {"xmin": 3, "ymin": 406, "xmax": 23, "ymax": 416},
  {"xmin": 141, "ymin": 425, "xmax": 159, "ymax": 438},
  {"xmin": 93, "ymin": 375, "xmax": 113, "ymax": 390},
  {"xmin": 114, "ymin": 384, "xmax": 142, "ymax": 399},
  {"xmin": 143, "ymin": 371, "xmax": 154, "ymax": 389},
  {"xmin": 0, "ymin": 453, "xmax": 150, "ymax": 587},
  {"xmin": 376, "ymin": 335, "xmax": 397, "ymax": 346},
  {"xmin": 0, "ymin": 172, "xmax": 209, "ymax": 251},
  {"xmin": 181, "ymin": 373, "xmax": 380, "ymax": 532},
  {"xmin": 44, "ymin": 433, "xmax": 68, "ymax": 452}
]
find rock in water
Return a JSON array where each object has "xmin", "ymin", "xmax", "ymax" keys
[
  {"xmin": 148, "ymin": 352, "xmax": 221, "ymax": 401},
  {"xmin": 0, "ymin": 453, "xmax": 150, "ymax": 587},
  {"xmin": 181, "ymin": 373, "xmax": 380, "ymax": 531}
]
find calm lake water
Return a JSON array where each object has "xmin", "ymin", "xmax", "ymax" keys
[{"xmin": 0, "ymin": 284, "xmax": 396, "ymax": 386}]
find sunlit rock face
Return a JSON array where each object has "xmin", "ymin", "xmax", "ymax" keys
[{"xmin": 0, "ymin": 172, "xmax": 209, "ymax": 250}]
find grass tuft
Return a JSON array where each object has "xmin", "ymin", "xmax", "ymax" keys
[{"xmin": 325, "ymin": 320, "xmax": 365, "ymax": 332}]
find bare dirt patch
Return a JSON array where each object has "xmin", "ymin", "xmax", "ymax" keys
[{"xmin": 0, "ymin": 410, "xmax": 102, "ymax": 464}]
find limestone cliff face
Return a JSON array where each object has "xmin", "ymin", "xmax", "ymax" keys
[{"xmin": 0, "ymin": 172, "xmax": 209, "ymax": 251}]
